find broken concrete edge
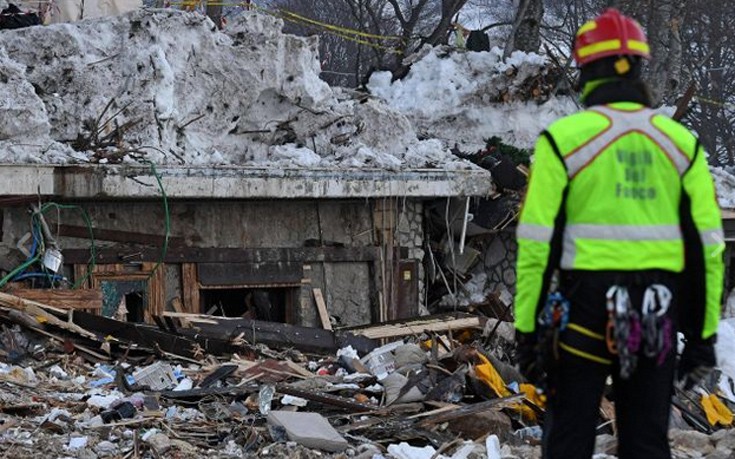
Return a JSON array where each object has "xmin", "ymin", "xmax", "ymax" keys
[
  {"xmin": 267, "ymin": 410, "xmax": 349, "ymax": 452},
  {"xmin": 0, "ymin": 164, "xmax": 494, "ymax": 199}
]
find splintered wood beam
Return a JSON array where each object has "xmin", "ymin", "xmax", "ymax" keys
[
  {"xmin": 347, "ymin": 316, "xmax": 484, "ymax": 340},
  {"xmin": 5, "ymin": 289, "xmax": 102, "ymax": 310},
  {"xmin": 277, "ymin": 385, "xmax": 377, "ymax": 412},
  {"xmin": 0, "ymin": 291, "xmax": 97, "ymax": 339},
  {"xmin": 312, "ymin": 288, "xmax": 332, "ymax": 331},
  {"xmin": 416, "ymin": 394, "xmax": 524, "ymax": 427}
]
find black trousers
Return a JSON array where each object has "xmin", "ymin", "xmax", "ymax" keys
[{"xmin": 542, "ymin": 270, "xmax": 677, "ymax": 459}]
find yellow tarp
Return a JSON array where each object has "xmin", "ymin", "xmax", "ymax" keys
[
  {"xmin": 474, "ymin": 353, "xmax": 545, "ymax": 421},
  {"xmin": 701, "ymin": 394, "xmax": 734, "ymax": 427}
]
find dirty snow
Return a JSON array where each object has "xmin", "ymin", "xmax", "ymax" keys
[
  {"xmin": 0, "ymin": 10, "xmax": 476, "ymax": 171},
  {"xmin": 711, "ymin": 166, "xmax": 735, "ymax": 209},
  {"xmin": 368, "ymin": 45, "xmax": 578, "ymax": 153}
]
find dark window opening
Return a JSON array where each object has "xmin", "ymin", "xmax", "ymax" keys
[
  {"xmin": 125, "ymin": 292, "xmax": 145, "ymax": 323},
  {"xmin": 200, "ymin": 287, "xmax": 294, "ymax": 323}
]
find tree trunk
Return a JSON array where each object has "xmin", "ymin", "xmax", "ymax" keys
[
  {"xmin": 645, "ymin": 0, "xmax": 685, "ymax": 104},
  {"xmin": 504, "ymin": 0, "xmax": 544, "ymax": 58},
  {"xmin": 613, "ymin": 0, "xmax": 687, "ymax": 105},
  {"xmin": 206, "ymin": 1, "xmax": 223, "ymax": 29}
]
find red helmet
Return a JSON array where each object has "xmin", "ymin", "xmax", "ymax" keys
[{"xmin": 573, "ymin": 9, "xmax": 650, "ymax": 66}]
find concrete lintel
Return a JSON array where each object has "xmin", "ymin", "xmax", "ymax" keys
[{"xmin": 0, "ymin": 164, "xmax": 493, "ymax": 199}]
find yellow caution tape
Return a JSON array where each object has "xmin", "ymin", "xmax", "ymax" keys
[
  {"xmin": 165, "ymin": 1, "xmax": 403, "ymax": 53},
  {"xmin": 695, "ymin": 95, "xmax": 735, "ymax": 111}
]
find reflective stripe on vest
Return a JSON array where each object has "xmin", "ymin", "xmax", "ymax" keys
[
  {"xmin": 517, "ymin": 223, "xmax": 554, "ymax": 243},
  {"xmin": 563, "ymin": 106, "xmax": 691, "ymax": 178},
  {"xmin": 560, "ymin": 223, "xmax": 683, "ymax": 268}
]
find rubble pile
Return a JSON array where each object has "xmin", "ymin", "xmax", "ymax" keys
[{"xmin": 0, "ymin": 290, "xmax": 732, "ymax": 458}]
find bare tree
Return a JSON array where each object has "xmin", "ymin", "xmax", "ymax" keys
[
  {"xmin": 680, "ymin": 0, "xmax": 735, "ymax": 166},
  {"xmin": 504, "ymin": 0, "xmax": 544, "ymax": 57}
]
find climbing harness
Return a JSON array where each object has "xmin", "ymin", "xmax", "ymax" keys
[
  {"xmin": 606, "ymin": 285, "xmax": 639, "ymax": 379},
  {"xmin": 642, "ymin": 284, "xmax": 674, "ymax": 366},
  {"xmin": 605, "ymin": 284, "xmax": 673, "ymax": 379},
  {"xmin": 538, "ymin": 291, "xmax": 571, "ymax": 362}
]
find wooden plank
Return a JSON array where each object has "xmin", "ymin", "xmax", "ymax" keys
[
  {"xmin": 344, "ymin": 314, "xmax": 485, "ymax": 340},
  {"xmin": 312, "ymin": 288, "xmax": 332, "ymax": 331},
  {"xmin": 143, "ymin": 262, "xmax": 166, "ymax": 320},
  {"xmin": 62, "ymin": 246, "xmax": 382, "ymax": 264},
  {"xmin": 416, "ymin": 394, "xmax": 524, "ymax": 427},
  {"xmin": 198, "ymin": 262, "xmax": 302, "ymax": 286},
  {"xmin": 182, "ymin": 263, "xmax": 200, "ymax": 314},
  {"xmin": 0, "ymin": 292, "xmax": 97, "ymax": 339},
  {"xmin": 58, "ymin": 224, "xmax": 185, "ymax": 247},
  {"xmin": 73, "ymin": 264, "xmax": 90, "ymax": 289},
  {"xmin": 4, "ymin": 288, "xmax": 102, "ymax": 310}
]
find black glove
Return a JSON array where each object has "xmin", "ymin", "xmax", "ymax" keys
[
  {"xmin": 516, "ymin": 330, "xmax": 544, "ymax": 385},
  {"xmin": 678, "ymin": 336, "xmax": 717, "ymax": 390}
]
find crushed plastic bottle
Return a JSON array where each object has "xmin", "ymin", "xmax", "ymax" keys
[{"xmin": 258, "ymin": 384, "xmax": 275, "ymax": 415}]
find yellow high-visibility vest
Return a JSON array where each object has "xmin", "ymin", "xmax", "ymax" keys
[{"xmin": 515, "ymin": 102, "xmax": 724, "ymax": 339}]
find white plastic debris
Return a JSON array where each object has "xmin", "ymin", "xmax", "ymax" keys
[
  {"xmin": 48, "ymin": 365, "xmax": 69, "ymax": 380},
  {"xmin": 336, "ymin": 345, "xmax": 359, "ymax": 360},
  {"xmin": 387, "ymin": 442, "xmax": 443, "ymax": 459},
  {"xmin": 280, "ymin": 395, "xmax": 308, "ymax": 407},
  {"xmin": 486, "ymin": 434, "xmax": 501, "ymax": 459},
  {"xmin": 173, "ymin": 378, "xmax": 193, "ymax": 392},
  {"xmin": 141, "ymin": 428, "xmax": 160, "ymax": 442},
  {"xmin": 67, "ymin": 436, "xmax": 88, "ymax": 450},
  {"xmin": 360, "ymin": 341, "xmax": 402, "ymax": 380},
  {"xmin": 259, "ymin": 384, "xmax": 276, "ymax": 415},
  {"xmin": 86, "ymin": 394, "xmax": 120, "ymax": 410},
  {"xmin": 132, "ymin": 362, "xmax": 177, "ymax": 391}
]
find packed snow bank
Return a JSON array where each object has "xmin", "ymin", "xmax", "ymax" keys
[
  {"xmin": 0, "ymin": 10, "xmax": 476, "ymax": 170},
  {"xmin": 711, "ymin": 167, "xmax": 735, "ymax": 209},
  {"xmin": 367, "ymin": 45, "xmax": 578, "ymax": 153},
  {"xmin": 717, "ymin": 319, "xmax": 735, "ymax": 401}
]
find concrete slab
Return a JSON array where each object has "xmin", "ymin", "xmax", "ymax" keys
[
  {"xmin": 267, "ymin": 410, "xmax": 348, "ymax": 452},
  {"xmin": 0, "ymin": 164, "xmax": 493, "ymax": 199}
]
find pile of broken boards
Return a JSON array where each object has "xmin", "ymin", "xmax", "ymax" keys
[
  {"xmin": 0, "ymin": 291, "xmax": 547, "ymax": 458},
  {"xmin": 0, "ymin": 291, "xmax": 733, "ymax": 459}
]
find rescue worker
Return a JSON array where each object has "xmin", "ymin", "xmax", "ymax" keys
[{"xmin": 514, "ymin": 8, "xmax": 724, "ymax": 459}]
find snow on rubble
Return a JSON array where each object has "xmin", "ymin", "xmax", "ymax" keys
[
  {"xmin": 367, "ymin": 45, "xmax": 578, "ymax": 154},
  {"xmin": 0, "ymin": 9, "xmax": 474, "ymax": 170}
]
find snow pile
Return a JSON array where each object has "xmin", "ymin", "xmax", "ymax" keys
[
  {"xmin": 716, "ymin": 319, "xmax": 735, "ymax": 401},
  {"xmin": 367, "ymin": 45, "xmax": 578, "ymax": 153},
  {"xmin": 0, "ymin": 10, "xmax": 475, "ymax": 170},
  {"xmin": 711, "ymin": 167, "xmax": 735, "ymax": 209}
]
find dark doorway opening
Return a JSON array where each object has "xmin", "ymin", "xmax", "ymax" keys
[
  {"xmin": 125, "ymin": 292, "xmax": 145, "ymax": 323},
  {"xmin": 200, "ymin": 287, "xmax": 294, "ymax": 323}
]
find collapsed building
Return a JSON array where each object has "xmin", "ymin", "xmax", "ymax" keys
[
  {"xmin": 0, "ymin": 7, "xmax": 733, "ymax": 459},
  {"xmin": 0, "ymin": 10, "xmax": 493, "ymax": 327}
]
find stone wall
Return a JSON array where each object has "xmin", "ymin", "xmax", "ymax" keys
[
  {"xmin": 482, "ymin": 229, "xmax": 518, "ymax": 298},
  {"xmin": 396, "ymin": 199, "xmax": 427, "ymax": 314}
]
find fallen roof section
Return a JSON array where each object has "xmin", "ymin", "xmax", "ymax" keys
[{"xmin": 0, "ymin": 164, "xmax": 493, "ymax": 199}]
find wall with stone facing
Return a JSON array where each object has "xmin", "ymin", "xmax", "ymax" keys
[
  {"xmin": 396, "ymin": 199, "xmax": 427, "ymax": 314},
  {"xmin": 482, "ymin": 229, "xmax": 518, "ymax": 298}
]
